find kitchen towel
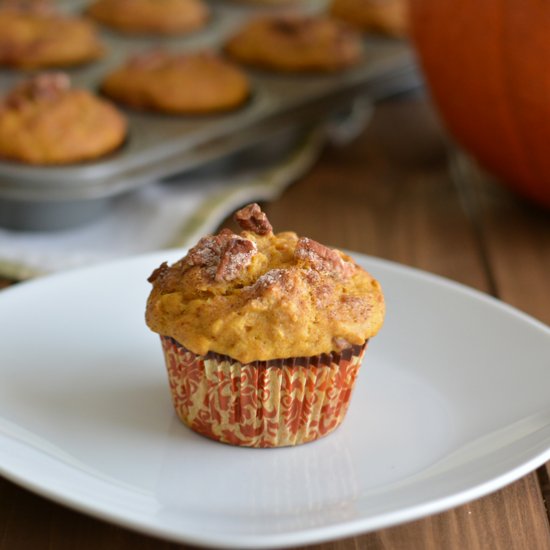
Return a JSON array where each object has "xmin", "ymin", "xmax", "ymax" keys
[{"xmin": 0, "ymin": 127, "xmax": 325, "ymax": 279}]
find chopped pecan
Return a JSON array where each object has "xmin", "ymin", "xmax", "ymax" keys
[
  {"xmin": 147, "ymin": 261, "xmax": 169, "ymax": 283},
  {"xmin": 215, "ymin": 237, "xmax": 256, "ymax": 282},
  {"xmin": 185, "ymin": 228, "xmax": 257, "ymax": 282},
  {"xmin": 234, "ymin": 203, "xmax": 273, "ymax": 235},
  {"xmin": 186, "ymin": 232, "xmax": 228, "ymax": 270},
  {"xmin": 294, "ymin": 237, "xmax": 355, "ymax": 278},
  {"xmin": 5, "ymin": 73, "xmax": 70, "ymax": 108},
  {"xmin": 246, "ymin": 268, "xmax": 295, "ymax": 299}
]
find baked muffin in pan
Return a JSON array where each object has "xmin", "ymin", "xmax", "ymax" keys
[
  {"xmin": 224, "ymin": 14, "xmax": 363, "ymax": 73},
  {"xmin": 87, "ymin": 0, "xmax": 209, "ymax": 35},
  {"xmin": 101, "ymin": 49, "xmax": 251, "ymax": 115},
  {"xmin": 0, "ymin": 73, "xmax": 127, "ymax": 165},
  {"xmin": 0, "ymin": 0, "xmax": 104, "ymax": 69}
]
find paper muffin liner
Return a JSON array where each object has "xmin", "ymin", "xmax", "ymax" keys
[{"xmin": 160, "ymin": 335, "xmax": 368, "ymax": 447}]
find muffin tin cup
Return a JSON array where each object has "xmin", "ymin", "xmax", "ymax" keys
[
  {"xmin": 160, "ymin": 335, "xmax": 368, "ymax": 448},
  {"xmin": 0, "ymin": 0, "xmax": 421, "ymax": 230}
]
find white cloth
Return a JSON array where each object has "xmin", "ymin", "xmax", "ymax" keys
[{"xmin": 0, "ymin": 128, "xmax": 325, "ymax": 279}]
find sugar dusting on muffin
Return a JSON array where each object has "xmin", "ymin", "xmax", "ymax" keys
[{"xmin": 185, "ymin": 229, "xmax": 258, "ymax": 283}]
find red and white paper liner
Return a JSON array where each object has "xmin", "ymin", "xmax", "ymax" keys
[{"xmin": 160, "ymin": 336, "xmax": 368, "ymax": 447}]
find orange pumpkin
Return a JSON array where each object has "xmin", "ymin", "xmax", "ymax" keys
[{"xmin": 409, "ymin": 1, "xmax": 550, "ymax": 207}]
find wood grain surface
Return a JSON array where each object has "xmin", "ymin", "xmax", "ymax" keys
[{"xmin": 1, "ymin": 94, "xmax": 549, "ymax": 550}]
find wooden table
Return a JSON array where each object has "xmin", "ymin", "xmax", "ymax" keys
[{"xmin": 1, "ymin": 94, "xmax": 550, "ymax": 549}]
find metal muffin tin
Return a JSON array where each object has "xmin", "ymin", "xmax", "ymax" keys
[{"xmin": 0, "ymin": 0, "xmax": 421, "ymax": 230}]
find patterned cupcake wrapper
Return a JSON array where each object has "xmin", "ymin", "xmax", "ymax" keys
[{"xmin": 160, "ymin": 336, "xmax": 368, "ymax": 448}]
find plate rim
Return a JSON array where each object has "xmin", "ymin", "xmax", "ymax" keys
[{"xmin": 0, "ymin": 249, "xmax": 549, "ymax": 548}]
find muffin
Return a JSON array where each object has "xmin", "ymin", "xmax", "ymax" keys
[
  {"xmin": 0, "ymin": 73, "xmax": 127, "ymax": 165},
  {"xmin": 0, "ymin": 1, "xmax": 104, "ymax": 69},
  {"xmin": 146, "ymin": 204, "xmax": 385, "ymax": 447},
  {"xmin": 330, "ymin": 0, "xmax": 409, "ymax": 37},
  {"xmin": 101, "ymin": 50, "xmax": 250, "ymax": 115},
  {"xmin": 224, "ymin": 14, "xmax": 363, "ymax": 73},
  {"xmin": 87, "ymin": 0, "xmax": 209, "ymax": 35}
]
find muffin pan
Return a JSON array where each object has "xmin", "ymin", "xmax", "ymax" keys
[{"xmin": 0, "ymin": 0, "xmax": 421, "ymax": 230}]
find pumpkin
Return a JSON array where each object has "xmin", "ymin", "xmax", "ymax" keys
[{"xmin": 409, "ymin": 1, "xmax": 550, "ymax": 207}]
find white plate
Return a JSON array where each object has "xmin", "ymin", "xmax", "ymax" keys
[{"xmin": 0, "ymin": 251, "xmax": 549, "ymax": 548}]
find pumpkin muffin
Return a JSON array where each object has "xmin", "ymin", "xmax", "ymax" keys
[
  {"xmin": 0, "ymin": 73, "xmax": 127, "ymax": 165},
  {"xmin": 0, "ymin": 1, "xmax": 104, "ymax": 69},
  {"xmin": 146, "ymin": 204, "xmax": 385, "ymax": 447},
  {"xmin": 101, "ymin": 49, "xmax": 250, "ymax": 114},
  {"xmin": 330, "ymin": 0, "xmax": 409, "ymax": 37},
  {"xmin": 87, "ymin": 0, "xmax": 209, "ymax": 35},
  {"xmin": 224, "ymin": 14, "xmax": 363, "ymax": 73}
]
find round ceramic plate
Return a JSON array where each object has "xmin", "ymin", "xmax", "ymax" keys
[{"xmin": 0, "ymin": 251, "xmax": 549, "ymax": 548}]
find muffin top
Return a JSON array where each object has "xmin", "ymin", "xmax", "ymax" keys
[
  {"xmin": 224, "ymin": 14, "xmax": 363, "ymax": 73},
  {"xmin": 146, "ymin": 204, "xmax": 385, "ymax": 363},
  {"xmin": 0, "ymin": 73, "xmax": 127, "ymax": 164},
  {"xmin": 87, "ymin": 0, "xmax": 209, "ymax": 35},
  {"xmin": 101, "ymin": 49, "xmax": 250, "ymax": 114},
  {"xmin": 0, "ymin": 1, "xmax": 104, "ymax": 69}
]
